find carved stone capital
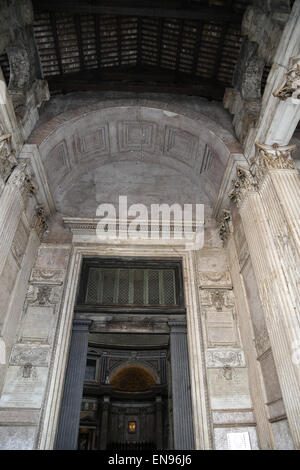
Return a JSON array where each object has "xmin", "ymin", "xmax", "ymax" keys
[
  {"xmin": 251, "ymin": 143, "xmax": 296, "ymax": 184},
  {"xmin": 7, "ymin": 160, "xmax": 38, "ymax": 203},
  {"xmin": 228, "ymin": 166, "xmax": 256, "ymax": 207},
  {"xmin": 219, "ymin": 209, "xmax": 232, "ymax": 241},
  {"xmin": 0, "ymin": 132, "xmax": 17, "ymax": 183},
  {"xmin": 273, "ymin": 58, "xmax": 300, "ymax": 104}
]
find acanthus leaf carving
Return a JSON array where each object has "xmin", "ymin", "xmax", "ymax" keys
[
  {"xmin": 251, "ymin": 143, "xmax": 296, "ymax": 186},
  {"xmin": 228, "ymin": 166, "xmax": 256, "ymax": 207},
  {"xmin": 273, "ymin": 59, "xmax": 300, "ymax": 104},
  {"xmin": 8, "ymin": 160, "xmax": 38, "ymax": 204},
  {"xmin": 229, "ymin": 143, "xmax": 297, "ymax": 204},
  {"xmin": 0, "ymin": 131, "xmax": 17, "ymax": 183},
  {"xmin": 219, "ymin": 209, "xmax": 232, "ymax": 242}
]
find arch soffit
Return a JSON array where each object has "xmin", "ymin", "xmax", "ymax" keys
[
  {"xmin": 29, "ymin": 99, "xmax": 242, "ymax": 167},
  {"xmin": 108, "ymin": 360, "xmax": 161, "ymax": 386},
  {"xmin": 28, "ymin": 100, "xmax": 243, "ymax": 213}
]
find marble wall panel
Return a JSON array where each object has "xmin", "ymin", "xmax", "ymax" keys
[
  {"xmin": 20, "ymin": 306, "xmax": 55, "ymax": 343},
  {"xmin": 214, "ymin": 426, "xmax": 259, "ymax": 450},
  {"xmin": 0, "ymin": 365, "xmax": 48, "ymax": 408},
  {"xmin": 0, "ymin": 425, "xmax": 36, "ymax": 450},
  {"xmin": 208, "ymin": 368, "xmax": 252, "ymax": 410},
  {"xmin": 271, "ymin": 419, "xmax": 295, "ymax": 450},
  {"xmin": 206, "ymin": 349, "xmax": 245, "ymax": 368}
]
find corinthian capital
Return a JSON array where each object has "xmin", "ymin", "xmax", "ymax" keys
[
  {"xmin": 228, "ymin": 167, "xmax": 256, "ymax": 207},
  {"xmin": 0, "ymin": 132, "xmax": 17, "ymax": 183},
  {"xmin": 254, "ymin": 142, "xmax": 296, "ymax": 174},
  {"xmin": 273, "ymin": 58, "xmax": 300, "ymax": 104},
  {"xmin": 8, "ymin": 160, "xmax": 38, "ymax": 203}
]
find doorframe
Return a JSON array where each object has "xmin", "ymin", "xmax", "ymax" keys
[{"xmin": 36, "ymin": 243, "xmax": 212, "ymax": 449}]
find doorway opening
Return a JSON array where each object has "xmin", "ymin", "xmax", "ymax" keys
[
  {"xmin": 55, "ymin": 257, "xmax": 194, "ymax": 450},
  {"xmin": 78, "ymin": 333, "xmax": 170, "ymax": 450}
]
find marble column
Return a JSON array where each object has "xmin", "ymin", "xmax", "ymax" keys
[
  {"xmin": 0, "ymin": 68, "xmax": 23, "ymax": 150},
  {"xmin": 0, "ymin": 161, "xmax": 36, "ymax": 280},
  {"xmin": 99, "ymin": 396, "xmax": 110, "ymax": 450},
  {"xmin": 243, "ymin": 1, "xmax": 300, "ymax": 157},
  {"xmin": 250, "ymin": 145, "xmax": 300, "ymax": 344},
  {"xmin": 155, "ymin": 396, "xmax": 163, "ymax": 450},
  {"xmin": 0, "ymin": 132, "xmax": 16, "ymax": 196},
  {"xmin": 168, "ymin": 321, "xmax": 194, "ymax": 450},
  {"xmin": 55, "ymin": 319, "xmax": 92, "ymax": 450},
  {"xmin": 227, "ymin": 234, "xmax": 274, "ymax": 449},
  {"xmin": 254, "ymin": 143, "xmax": 300, "ymax": 252},
  {"xmin": 229, "ymin": 163, "xmax": 300, "ymax": 448}
]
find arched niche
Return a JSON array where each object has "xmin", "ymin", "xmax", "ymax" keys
[
  {"xmin": 28, "ymin": 99, "xmax": 243, "ymax": 218},
  {"xmin": 110, "ymin": 365, "xmax": 157, "ymax": 392}
]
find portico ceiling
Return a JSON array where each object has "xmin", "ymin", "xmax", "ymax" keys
[{"xmin": 30, "ymin": 0, "xmax": 251, "ymax": 99}]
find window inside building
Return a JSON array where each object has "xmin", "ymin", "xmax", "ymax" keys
[
  {"xmin": 76, "ymin": 258, "xmax": 184, "ymax": 311},
  {"xmin": 86, "ymin": 267, "xmax": 176, "ymax": 305},
  {"xmin": 84, "ymin": 358, "xmax": 97, "ymax": 381}
]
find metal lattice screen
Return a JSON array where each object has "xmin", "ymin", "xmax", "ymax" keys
[{"xmin": 85, "ymin": 267, "xmax": 176, "ymax": 306}]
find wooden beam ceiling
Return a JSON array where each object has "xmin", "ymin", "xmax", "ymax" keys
[
  {"xmin": 32, "ymin": 0, "xmax": 250, "ymax": 100},
  {"xmin": 33, "ymin": 0, "xmax": 244, "ymax": 23},
  {"xmin": 49, "ymin": 12, "xmax": 63, "ymax": 75},
  {"xmin": 46, "ymin": 66, "xmax": 225, "ymax": 99}
]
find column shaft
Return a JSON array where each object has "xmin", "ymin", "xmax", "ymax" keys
[
  {"xmin": 227, "ymin": 235, "xmax": 274, "ymax": 449},
  {"xmin": 55, "ymin": 320, "xmax": 91, "ymax": 450},
  {"xmin": 0, "ymin": 183, "xmax": 23, "ymax": 279},
  {"xmin": 99, "ymin": 396, "xmax": 110, "ymax": 450},
  {"xmin": 239, "ymin": 191, "xmax": 300, "ymax": 448},
  {"xmin": 169, "ymin": 321, "xmax": 194, "ymax": 450},
  {"xmin": 268, "ymin": 169, "xmax": 300, "ymax": 252},
  {"xmin": 155, "ymin": 396, "xmax": 163, "ymax": 450}
]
